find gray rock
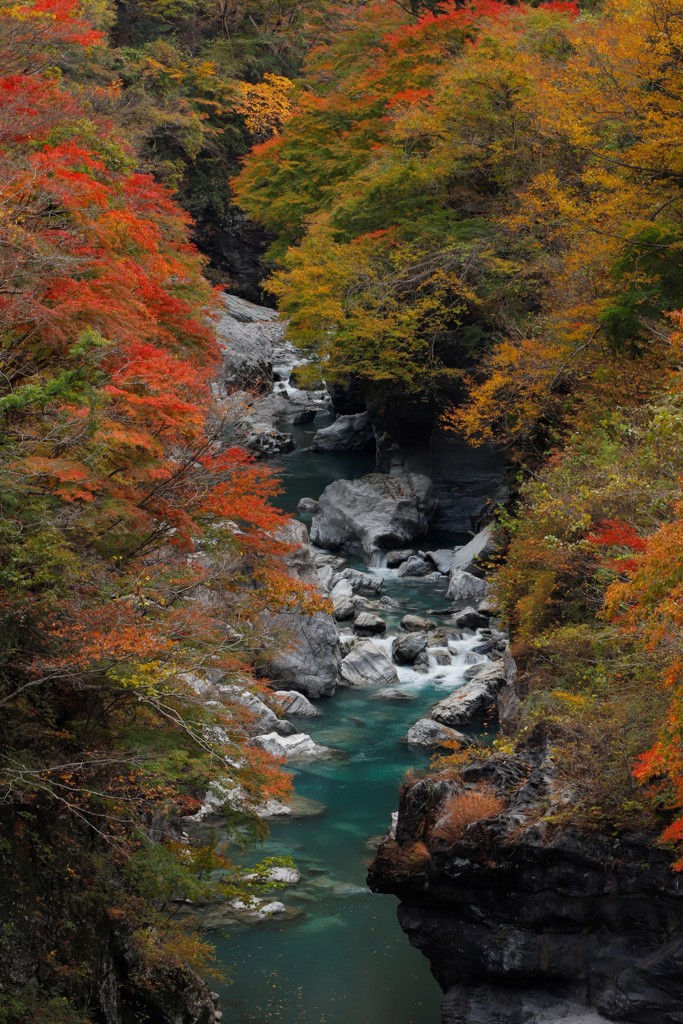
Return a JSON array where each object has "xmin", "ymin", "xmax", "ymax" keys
[
  {"xmin": 298, "ymin": 497, "xmax": 320, "ymax": 513},
  {"xmin": 430, "ymin": 647, "xmax": 452, "ymax": 666},
  {"xmin": 392, "ymin": 631, "xmax": 428, "ymax": 665},
  {"xmin": 259, "ymin": 520, "xmax": 340, "ymax": 698},
  {"xmin": 252, "ymin": 732, "xmax": 338, "ymax": 761},
  {"xmin": 431, "ymin": 662, "xmax": 508, "ymax": 725},
  {"xmin": 401, "ymin": 613, "xmax": 434, "ymax": 632},
  {"xmin": 341, "ymin": 641, "xmax": 399, "ymax": 687},
  {"xmin": 450, "ymin": 524, "xmax": 498, "ymax": 577},
  {"xmin": 396, "ymin": 554, "xmax": 432, "ymax": 578},
  {"xmin": 311, "ymin": 412, "xmax": 374, "ymax": 452},
  {"xmin": 331, "ymin": 579, "xmax": 355, "ymax": 621},
  {"xmin": 404, "ymin": 719, "xmax": 470, "ymax": 749},
  {"xmin": 332, "ymin": 567, "xmax": 383, "ymax": 596},
  {"xmin": 310, "ymin": 472, "xmax": 436, "ymax": 560},
  {"xmin": 215, "ymin": 292, "xmax": 280, "ymax": 390},
  {"xmin": 453, "ymin": 606, "xmax": 489, "ymax": 630},
  {"xmin": 447, "ymin": 569, "xmax": 489, "ymax": 604},
  {"xmin": 269, "ymin": 691, "xmax": 322, "ymax": 718},
  {"xmin": 221, "ymin": 684, "xmax": 291, "ymax": 737},
  {"xmin": 413, "ymin": 651, "xmax": 431, "ymax": 674},
  {"xmin": 354, "ymin": 611, "xmax": 387, "ymax": 635},
  {"xmin": 426, "ymin": 549, "xmax": 456, "ymax": 574},
  {"xmin": 386, "ymin": 549, "xmax": 415, "ymax": 568}
]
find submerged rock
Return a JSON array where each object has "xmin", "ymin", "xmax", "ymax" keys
[
  {"xmin": 340, "ymin": 641, "xmax": 399, "ymax": 687},
  {"xmin": 311, "ymin": 412, "xmax": 374, "ymax": 451},
  {"xmin": 310, "ymin": 472, "xmax": 436, "ymax": 559}
]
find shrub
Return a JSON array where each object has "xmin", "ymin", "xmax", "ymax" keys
[{"xmin": 431, "ymin": 788, "xmax": 505, "ymax": 845}]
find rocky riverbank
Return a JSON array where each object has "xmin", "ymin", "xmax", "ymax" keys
[{"xmin": 369, "ymin": 711, "xmax": 683, "ymax": 1024}]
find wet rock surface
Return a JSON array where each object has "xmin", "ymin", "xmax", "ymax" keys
[{"xmin": 369, "ymin": 744, "xmax": 683, "ymax": 1024}]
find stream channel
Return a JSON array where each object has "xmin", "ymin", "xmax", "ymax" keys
[{"xmin": 212, "ymin": 403, "xmax": 491, "ymax": 1024}]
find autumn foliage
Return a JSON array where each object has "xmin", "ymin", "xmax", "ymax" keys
[{"xmin": 0, "ymin": 0, "xmax": 326, "ymax": 1011}]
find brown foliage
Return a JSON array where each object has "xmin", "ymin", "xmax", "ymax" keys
[{"xmin": 431, "ymin": 788, "xmax": 504, "ymax": 845}]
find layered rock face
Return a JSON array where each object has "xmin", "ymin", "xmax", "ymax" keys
[
  {"xmin": 369, "ymin": 746, "xmax": 683, "ymax": 1024},
  {"xmin": 258, "ymin": 519, "xmax": 340, "ymax": 698}
]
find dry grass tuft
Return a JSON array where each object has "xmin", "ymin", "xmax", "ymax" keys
[{"xmin": 431, "ymin": 788, "xmax": 504, "ymax": 845}]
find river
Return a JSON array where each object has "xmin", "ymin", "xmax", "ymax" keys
[{"xmin": 211, "ymin": 406, "xmax": 489, "ymax": 1024}]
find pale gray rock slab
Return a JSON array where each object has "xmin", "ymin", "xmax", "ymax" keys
[
  {"xmin": 340, "ymin": 641, "xmax": 399, "ymax": 687},
  {"xmin": 450, "ymin": 524, "xmax": 497, "ymax": 576},
  {"xmin": 252, "ymin": 732, "xmax": 338, "ymax": 761},
  {"xmin": 426, "ymin": 549, "xmax": 456, "ymax": 574},
  {"xmin": 447, "ymin": 569, "xmax": 489, "ymax": 604}
]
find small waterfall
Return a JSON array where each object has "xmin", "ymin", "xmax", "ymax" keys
[{"xmin": 369, "ymin": 549, "xmax": 388, "ymax": 568}]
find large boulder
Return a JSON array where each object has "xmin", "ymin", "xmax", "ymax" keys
[
  {"xmin": 403, "ymin": 719, "xmax": 471, "ymax": 749},
  {"xmin": 311, "ymin": 412, "xmax": 374, "ymax": 452},
  {"xmin": 450, "ymin": 525, "xmax": 498, "ymax": 577},
  {"xmin": 310, "ymin": 473, "xmax": 436, "ymax": 560},
  {"xmin": 215, "ymin": 292, "xmax": 280, "ymax": 391},
  {"xmin": 447, "ymin": 570, "xmax": 489, "ymax": 604},
  {"xmin": 221, "ymin": 684, "xmax": 293, "ymax": 737},
  {"xmin": 259, "ymin": 520, "xmax": 340, "ymax": 698},
  {"xmin": 453, "ymin": 606, "xmax": 489, "ymax": 630},
  {"xmin": 341, "ymin": 641, "xmax": 399, "ymax": 688},
  {"xmin": 392, "ymin": 632, "xmax": 428, "ymax": 665},
  {"xmin": 431, "ymin": 661, "xmax": 509, "ymax": 725},
  {"xmin": 354, "ymin": 611, "xmax": 387, "ymax": 635}
]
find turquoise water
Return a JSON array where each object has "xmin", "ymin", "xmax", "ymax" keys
[{"xmin": 211, "ymin": 424, "xmax": 482, "ymax": 1023}]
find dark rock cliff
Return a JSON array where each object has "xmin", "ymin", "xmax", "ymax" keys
[{"xmin": 368, "ymin": 746, "xmax": 683, "ymax": 1024}]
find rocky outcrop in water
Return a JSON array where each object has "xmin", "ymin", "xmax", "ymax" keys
[
  {"xmin": 310, "ymin": 472, "xmax": 437, "ymax": 560},
  {"xmin": 369, "ymin": 740, "xmax": 683, "ymax": 1024},
  {"xmin": 311, "ymin": 412, "xmax": 374, "ymax": 451}
]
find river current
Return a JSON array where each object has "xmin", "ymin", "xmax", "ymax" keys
[{"xmin": 212, "ymin": 411, "xmax": 485, "ymax": 1023}]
